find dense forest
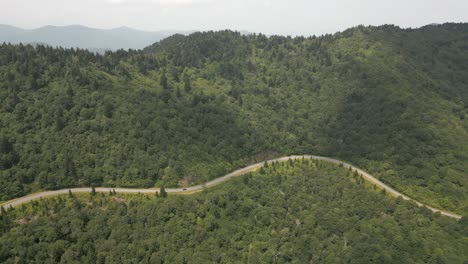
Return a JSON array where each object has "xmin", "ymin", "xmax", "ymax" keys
[
  {"xmin": 0, "ymin": 23, "xmax": 467, "ymax": 215},
  {"xmin": 1, "ymin": 159, "xmax": 466, "ymax": 263}
]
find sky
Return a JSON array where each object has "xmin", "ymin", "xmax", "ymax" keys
[{"xmin": 1, "ymin": 0, "xmax": 467, "ymax": 35}]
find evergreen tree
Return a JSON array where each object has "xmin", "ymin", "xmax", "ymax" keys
[
  {"xmin": 64, "ymin": 157, "xmax": 77, "ymax": 181},
  {"xmin": 0, "ymin": 136, "xmax": 12, "ymax": 154},
  {"xmin": 259, "ymin": 167, "xmax": 265, "ymax": 174},
  {"xmin": 160, "ymin": 187, "xmax": 167, "ymax": 198},
  {"xmin": 176, "ymin": 87, "xmax": 182, "ymax": 98},
  {"xmin": 160, "ymin": 71, "xmax": 169, "ymax": 90},
  {"xmin": 184, "ymin": 74, "xmax": 192, "ymax": 93},
  {"xmin": 103, "ymin": 102, "xmax": 114, "ymax": 118}
]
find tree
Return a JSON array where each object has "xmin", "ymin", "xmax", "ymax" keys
[
  {"xmin": 55, "ymin": 117, "xmax": 65, "ymax": 131},
  {"xmin": 103, "ymin": 102, "xmax": 114, "ymax": 118},
  {"xmin": 184, "ymin": 74, "xmax": 192, "ymax": 93},
  {"xmin": 0, "ymin": 136, "xmax": 13, "ymax": 154},
  {"xmin": 64, "ymin": 156, "xmax": 77, "ymax": 181},
  {"xmin": 91, "ymin": 186, "xmax": 96, "ymax": 196},
  {"xmin": 176, "ymin": 87, "xmax": 182, "ymax": 98},
  {"xmin": 160, "ymin": 186, "xmax": 167, "ymax": 198},
  {"xmin": 66, "ymin": 84, "xmax": 74, "ymax": 97},
  {"xmin": 28, "ymin": 76, "xmax": 39, "ymax": 90},
  {"xmin": 160, "ymin": 71, "xmax": 169, "ymax": 90},
  {"xmin": 64, "ymin": 84, "xmax": 74, "ymax": 110},
  {"xmin": 0, "ymin": 207, "xmax": 10, "ymax": 232}
]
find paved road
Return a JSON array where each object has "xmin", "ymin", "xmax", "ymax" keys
[{"xmin": 0, "ymin": 155, "xmax": 462, "ymax": 220}]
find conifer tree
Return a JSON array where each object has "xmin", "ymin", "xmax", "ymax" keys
[
  {"xmin": 176, "ymin": 87, "xmax": 182, "ymax": 98},
  {"xmin": 184, "ymin": 74, "xmax": 192, "ymax": 92},
  {"xmin": 160, "ymin": 186, "xmax": 167, "ymax": 198},
  {"xmin": 160, "ymin": 71, "xmax": 169, "ymax": 90}
]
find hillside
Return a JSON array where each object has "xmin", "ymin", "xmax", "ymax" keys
[
  {"xmin": 0, "ymin": 23, "xmax": 467, "ymax": 214},
  {"xmin": 0, "ymin": 160, "xmax": 466, "ymax": 263},
  {"xmin": 0, "ymin": 24, "xmax": 192, "ymax": 51}
]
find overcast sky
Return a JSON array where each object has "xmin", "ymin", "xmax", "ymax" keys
[{"xmin": 1, "ymin": 0, "xmax": 467, "ymax": 35}]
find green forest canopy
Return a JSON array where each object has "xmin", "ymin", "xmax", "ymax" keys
[
  {"xmin": 0, "ymin": 160, "xmax": 466, "ymax": 263},
  {"xmin": 0, "ymin": 23, "xmax": 467, "ymax": 215}
]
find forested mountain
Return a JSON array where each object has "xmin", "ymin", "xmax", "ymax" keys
[
  {"xmin": 0, "ymin": 23, "xmax": 467, "ymax": 215},
  {"xmin": 0, "ymin": 24, "xmax": 192, "ymax": 51},
  {"xmin": 1, "ymin": 160, "xmax": 466, "ymax": 263}
]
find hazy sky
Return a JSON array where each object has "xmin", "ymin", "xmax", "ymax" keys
[{"xmin": 1, "ymin": 0, "xmax": 467, "ymax": 35}]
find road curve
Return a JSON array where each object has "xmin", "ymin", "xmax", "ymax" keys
[{"xmin": 0, "ymin": 155, "xmax": 462, "ymax": 220}]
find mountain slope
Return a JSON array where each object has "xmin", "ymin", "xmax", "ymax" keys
[
  {"xmin": 0, "ymin": 24, "xmax": 467, "ymax": 214},
  {"xmin": 1, "ymin": 161, "xmax": 466, "ymax": 263}
]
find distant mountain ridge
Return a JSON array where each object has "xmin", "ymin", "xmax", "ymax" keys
[{"xmin": 0, "ymin": 24, "xmax": 194, "ymax": 52}]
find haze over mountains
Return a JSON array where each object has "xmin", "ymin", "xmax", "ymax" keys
[{"xmin": 0, "ymin": 24, "xmax": 193, "ymax": 52}]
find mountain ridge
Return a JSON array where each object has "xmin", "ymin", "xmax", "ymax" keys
[
  {"xmin": 0, "ymin": 24, "xmax": 194, "ymax": 51},
  {"xmin": 0, "ymin": 23, "xmax": 466, "ymax": 214}
]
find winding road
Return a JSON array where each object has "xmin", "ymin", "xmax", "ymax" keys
[{"xmin": 0, "ymin": 155, "xmax": 462, "ymax": 220}]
